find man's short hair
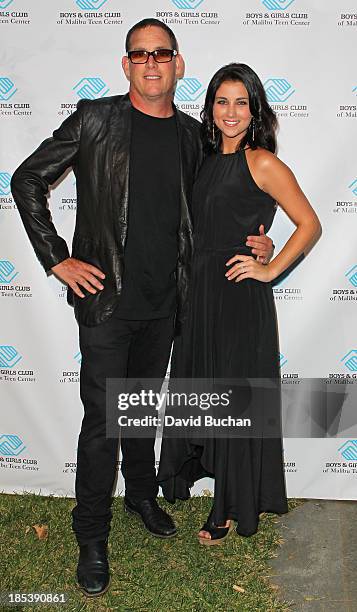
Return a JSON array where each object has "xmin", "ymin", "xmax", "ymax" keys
[{"xmin": 125, "ymin": 18, "xmax": 178, "ymax": 53}]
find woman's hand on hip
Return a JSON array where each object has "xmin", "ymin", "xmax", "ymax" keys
[{"xmin": 225, "ymin": 254, "xmax": 274, "ymax": 283}]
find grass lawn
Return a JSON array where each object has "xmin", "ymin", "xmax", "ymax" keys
[{"xmin": 1, "ymin": 493, "xmax": 299, "ymax": 611}]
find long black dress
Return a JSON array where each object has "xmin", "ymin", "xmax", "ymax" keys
[{"xmin": 158, "ymin": 148, "xmax": 288, "ymax": 537}]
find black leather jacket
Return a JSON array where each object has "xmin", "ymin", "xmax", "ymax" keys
[{"xmin": 11, "ymin": 94, "xmax": 203, "ymax": 328}]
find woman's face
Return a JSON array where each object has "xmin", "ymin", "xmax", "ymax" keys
[{"xmin": 212, "ymin": 80, "xmax": 252, "ymax": 152}]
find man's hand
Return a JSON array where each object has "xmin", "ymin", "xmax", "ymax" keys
[
  {"xmin": 51, "ymin": 257, "xmax": 105, "ymax": 298},
  {"xmin": 246, "ymin": 224, "xmax": 274, "ymax": 264}
]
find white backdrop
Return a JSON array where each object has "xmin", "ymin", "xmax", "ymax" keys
[{"xmin": 1, "ymin": 0, "xmax": 356, "ymax": 500}]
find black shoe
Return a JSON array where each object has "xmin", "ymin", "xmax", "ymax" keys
[
  {"xmin": 124, "ymin": 496, "xmax": 177, "ymax": 539},
  {"xmin": 76, "ymin": 540, "xmax": 110, "ymax": 598},
  {"xmin": 198, "ymin": 505, "xmax": 233, "ymax": 546}
]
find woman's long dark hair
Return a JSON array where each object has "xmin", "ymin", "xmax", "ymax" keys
[{"xmin": 201, "ymin": 63, "xmax": 277, "ymax": 155}]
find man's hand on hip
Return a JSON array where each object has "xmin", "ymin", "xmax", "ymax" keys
[
  {"xmin": 246, "ymin": 224, "xmax": 275, "ymax": 264},
  {"xmin": 51, "ymin": 258, "xmax": 105, "ymax": 298}
]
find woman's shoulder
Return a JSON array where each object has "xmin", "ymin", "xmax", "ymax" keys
[
  {"xmin": 247, "ymin": 147, "xmax": 277, "ymax": 167},
  {"xmin": 246, "ymin": 147, "xmax": 290, "ymax": 176},
  {"xmin": 245, "ymin": 147, "xmax": 293, "ymax": 193}
]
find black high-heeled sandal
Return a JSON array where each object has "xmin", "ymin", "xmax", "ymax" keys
[{"xmin": 198, "ymin": 506, "xmax": 233, "ymax": 546}]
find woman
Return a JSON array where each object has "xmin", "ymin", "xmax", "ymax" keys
[{"xmin": 158, "ymin": 63, "xmax": 321, "ymax": 544}]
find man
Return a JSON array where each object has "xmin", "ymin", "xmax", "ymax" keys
[{"xmin": 11, "ymin": 18, "xmax": 273, "ymax": 597}]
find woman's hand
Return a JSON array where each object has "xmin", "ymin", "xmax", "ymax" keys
[{"xmin": 225, "ymin": 254, "xmax": 274, "ymax": 283}]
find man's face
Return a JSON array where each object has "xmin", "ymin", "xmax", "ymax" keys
[{"xmin": 122, "ymin": 26, "xmax": 184, "ymax": 103}]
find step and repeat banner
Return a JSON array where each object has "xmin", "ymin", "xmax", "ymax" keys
[{"xmin": 1, "ymin": 1, "xmax": 356, "ymax": 499}]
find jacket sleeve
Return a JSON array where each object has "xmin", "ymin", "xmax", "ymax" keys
[{"xmin": 11, "ymin": 101, "xmax": 85, "ymax": 272}]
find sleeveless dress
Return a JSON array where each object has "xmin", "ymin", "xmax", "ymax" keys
[{"xmin": 158, "ymin": 149, "xmax": 288, "ymax": 537}]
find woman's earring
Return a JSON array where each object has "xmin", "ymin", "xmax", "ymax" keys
[
  {"xmin": 212, "ymin": 123, "xmax": 216, "ymax": 143},
  {"xmin": 251, "ymin": 118, "xmax": 255, "ymax": 142}
]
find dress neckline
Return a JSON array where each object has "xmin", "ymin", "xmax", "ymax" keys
[{"xmin": 217, "ymin": 147, "xmax": 250, "ymax": 157}]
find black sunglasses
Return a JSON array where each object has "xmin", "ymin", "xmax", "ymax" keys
[{"xmin": 127, "ymin": 49, "xmax": 178, "ymax": 64}]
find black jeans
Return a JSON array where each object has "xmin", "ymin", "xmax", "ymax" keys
[{"xmin": 72, "ymin": 310, "xmax": 174, "ymax": 545}]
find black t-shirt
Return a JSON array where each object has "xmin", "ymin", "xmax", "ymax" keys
[{"xmin": 116, "ymin": 106, "xmax": 180, "ymax": 319}]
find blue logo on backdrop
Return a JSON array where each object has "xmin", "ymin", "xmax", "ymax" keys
[
  {"xmin": 345, "ymin": 265, "xmax": 357, "ymax": 287},
  {"xmin": 75, "ymin": 0, "xmax": 108, "ymax": 9},
  {"xmin": 73, "ymin": 78, "xmax": 109, "ymax": 100},
  {"xmin": 0, "ymin": 261, "xmax": 19, "ymax": 284},
  {"xmin": 0, "ymin": 172, "xmax": 12, "ymax": 196},
  {"xmin": 353, "ymin": 86, "xmax": 357, "ymax": 96},
  {"xmin": 264, "ymin": 78, "xmax": 295, "ymax": 103},
  {"xmin": 348, "ymin": 179, "xmax": 357, "ymax": 196},
  {"xmin": 279, "ymin": 353, "xmax": 287, "ymax": 367},
  {"xmin": 175, "ymin": 78, "xmax": 205, "ymax": 102},
  {"xmin": 0, "ymin": 0, "xmax": 13, "ymax": 8},
  {"xmin": 0, "ymin": 77, "xmax": 17, "ymax": 101},
  {"xmin": 340, "ymin": 350, "xmax": 357, "ymax": 372},
  {"xmin": 0, "ymin": 346, "xmax": 22, "ymax": 369},
  {"xmin": 0, "ymin": 434, "xmax": 26, "ymax": 457},
  {"xmin": 262, "ymin": 0, "xmax": 295, "ymax": 9},
  {"xmin": 74, "ymin": 351, "xmax": 82, "ymax": 364},
  {"xmin": 338, "ymin": 440, "xmax": 357, "ymax": 461},
  {"xmin": 171, "ymin": 0, "xmax": 205, "ymax": 9}
]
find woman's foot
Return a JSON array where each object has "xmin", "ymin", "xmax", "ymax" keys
[
  {"xmin": 198, "ymin": 507, "xmax": 233, "ymax": 546},
  {"xmin": 198, "ymin": 520, "xmax": 231, "ymax": 540}
]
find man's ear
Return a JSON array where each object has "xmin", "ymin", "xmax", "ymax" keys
[
  {"xmin": 176, "ymin": 53, "xmax": 185, "ymax": 80},
  {"xmin": 122, "ymin": 55, "xmax": 130, "ymax": 81}
]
